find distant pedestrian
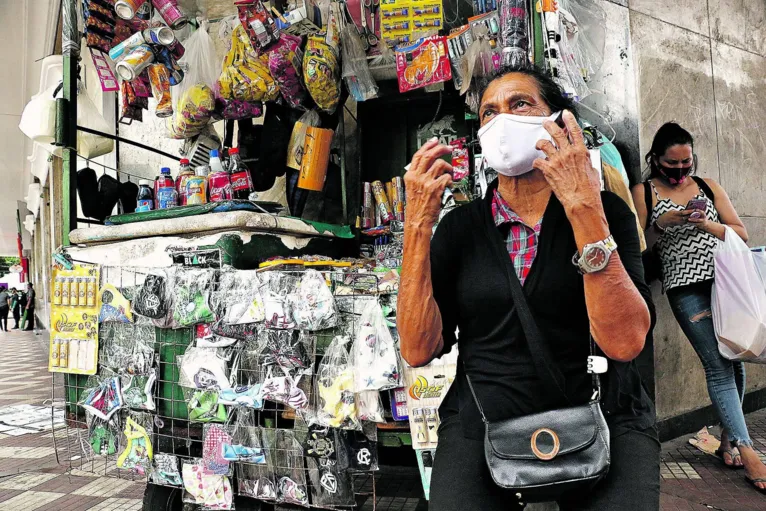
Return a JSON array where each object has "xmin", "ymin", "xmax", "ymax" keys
[
  {"xmin": 9, "ymin": 289, "xmax": 19, "ymax": 329},
  {"xmin": 23, "ymin": 283, "xmax": 35, "ymax": 332},
  {"xmin": 0, "ymin": 288, "xmax": 10, "ymax": 332}
]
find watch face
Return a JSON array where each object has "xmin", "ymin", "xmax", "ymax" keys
[{"xmin": 585, "ymin": 246, "xmax": 608, "ymax": 270}]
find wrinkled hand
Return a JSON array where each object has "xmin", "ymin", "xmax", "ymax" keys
[
  {"xmin": 657, "ymin": 210, "xmax": 693, "ymax": 229},
  {"xmin": 532, "ymin": 110, "xmax": 601, "ymax": 214},
  {"xmin": 404, "ymin": 138, "xmax": 454, "ymax": 228}
]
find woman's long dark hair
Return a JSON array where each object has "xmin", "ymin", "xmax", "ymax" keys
[
  {"xmin": 644, "ymin": 122, "xmax": 695, "ymax": 180},
  {"xmin": 478, "ymin": 66, "xmax": 579, "ymax": 119}
]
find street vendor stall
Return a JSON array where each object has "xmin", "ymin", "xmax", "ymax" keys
[{"xmin": 41, "ymin": 0, "xmax": 617, "ymax": 508}]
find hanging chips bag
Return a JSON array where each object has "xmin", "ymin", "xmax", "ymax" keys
[
  {"xmin": 268, "ymin": 33, "xmax": 310, "ymax": 110},
  {"xmin": 217, "ymin": 25, "xmax": 280, "ymax": 104},
  {"xmin": 303, "ymin": 33, "xmax": 341, "ymax": 114},
  {"xmin": 147, "ymin": 64, "xmax": 173, "ymax": 118}
]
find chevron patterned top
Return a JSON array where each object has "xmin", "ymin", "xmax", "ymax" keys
[{"xmin": 649, "ymin": 180, "xmax": 719, "ymax": 292}]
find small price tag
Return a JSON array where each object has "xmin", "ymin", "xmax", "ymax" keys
[{"xmin": 89, "ymin": 49, "xmax": 119, "ymax": 92}]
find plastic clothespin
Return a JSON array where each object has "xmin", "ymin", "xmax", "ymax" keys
[{"xmin": 587, "ymin": 355, "xmax": 608, "ymax": 374}]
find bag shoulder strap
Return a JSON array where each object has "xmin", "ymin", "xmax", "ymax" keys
[
  {"xmin": 643, "ymin": 182, "xmax": 654, "ymax": 228},
  {"xmin": 692, "ymin": 176, "xmax": 715, "ymax": 202}
]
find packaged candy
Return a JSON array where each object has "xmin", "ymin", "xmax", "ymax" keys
[
  {"xmin": 168, "ymin": 84, "xmax": 216, "ymax": 139},
  {"xmin": 395, "ymin": 36, "xmax": 452, "ymax": 93},
  {"xmin": 303, "ymin": 33, "xmax": 341, "ymax": 114},
  {"xmin": 217, "ymin": 25, "xmax": 280, "ymax": 104},
  {"xmin": 267, "ymin": 33, "xmax": 310, "ymax": 110},
  {"xmin": 451, "ymin": 137, "xmax": 470, "ymax": 181}
]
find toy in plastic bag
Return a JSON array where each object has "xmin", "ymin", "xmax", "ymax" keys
[
  {"xmin": 171, "ymin": 268, "xmax": 216, "ymax": 327},
  {"xmin": 98, "ymin": 284, "xmax": 133, "ymax": 323},
  {"xmin": 79, "ymin": 377, "xmax": 124, "ymax": 421},
  {"xmin": 352, "ymin": 299, "xmax": 402, "ymax": 391},
  {"xmin": 182, "ymin": 459, "xmax": 233, "ymax": 510},
  {"xmin": 274, "ymin": 429, "xmax": 309, "ymax": 506},
  {"xmin": 122, "ymin": 372, "xmax": 156, "ymax": 411},
  {"xmin": 303, "ymin": 33, "xmax": 341, "ymax": 114},
  {"xmin": 340, "ymin": 24, "xmax": 378, "ymax": 102},
  {"xmin": 316, "ymin": 336, "xmax": 360, "ymax": 430},
  {"xmin": 236, "ymin": 0, "xmax": 280, "ymax": 51},
  {"xmin": 87, "ymin": 414, "xmax": 120, "ymax": 456},
  {"xmin": 148, "ymin": 64, "xmax": 173, "ymax": 118},
  {"xmin": 289, "ymin": 270, "xmax": 338, "ymax": 330},
  {"xmin": 188, "ymin": 390, "xmax": 229, "ymax": 423},
  {"xmin": 268, "ymin": 33, "xmax": 310, "ymax": 110},
  {"xmin": 203, "ymin": 423, "xmax": 234, "ymax": 475},
  {"xmin": 356, "ymin": 390, "xmax": 385, "ymax": 423},
  {"xmin": 152, "ymin": 453, "xmax": 184, "ymax": 486},
  {"xmin": 132, "ymin": 273, "xmax": 170, "ymax": 320},
  {"xmin": 116, "ymin": 413, "xmax": 153, "ymax": 475},
  {"xmin": 179, "ymin": 347, "xmax": 232, "ymax": 390},
  {"xmin": 307, "ymin": 457, "xmax": 355, "ymax": 506},
  {"xmin": 228, "ymin": 409, "xmax": 267, "ymax": 463},
  {"xmin": 259, "ymin": 272, "xmax": 298, "ymax": 329}
]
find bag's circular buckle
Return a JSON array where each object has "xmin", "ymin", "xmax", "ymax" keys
[{"xmin": 531, "ymin": 428, "xmax": 560, "ymax": 461}]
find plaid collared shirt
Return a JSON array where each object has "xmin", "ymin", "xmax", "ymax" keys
[{"xmin": 491, "ymin": 190, "xmax": 542, "ymax": 285}]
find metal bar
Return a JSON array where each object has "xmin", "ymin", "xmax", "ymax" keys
[
  {"xmin": 62, "ymin": 0, "xmax": 79, "ymax": 246},
  {"xmin": 339, "ymin": 107, "xmax": 348, "ymax": 224},
  {"xmin": 76, "ymin": 125, "xmax": 180, "ymax": 161}
]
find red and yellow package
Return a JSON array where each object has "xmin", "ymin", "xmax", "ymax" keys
[{"xmin": 395, "ymin": 36, "xmax": 451, "ymax": 93}]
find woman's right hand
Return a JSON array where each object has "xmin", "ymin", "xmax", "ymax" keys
[
  {"xmin": 403, "ymin": 138, "xmax": 454, "ymax": 229},
  {"xmin": 657, "ymin": 209, "xmax": 693, "ymax": 229}
]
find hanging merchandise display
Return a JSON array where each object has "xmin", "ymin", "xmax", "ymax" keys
[{"xmin": 395, "ymin": 36, "xmax": 452, "ymax": 93}]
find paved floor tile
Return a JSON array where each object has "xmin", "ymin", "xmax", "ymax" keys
[
  {"xmin": 85, "ymin": 497, "xmax": 142, "ymax": 510},
  {"xmin": 0, "ymin": 490, "xmax": 65, "ymax": 510},
  {"xmin": 0, "ymin": 472, "xmax": 58, "ymax": 490},
  {"xmin": 0, "ymin": 447, "xmax": 55, "ymax": 459},
  {"xmin": 72, "ymin": 478, "xmax": 140, "ymax": 498}
]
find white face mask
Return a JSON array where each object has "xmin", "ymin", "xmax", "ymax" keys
[{"xmin": 478, "ymin": 112, "xmax": 559, "ymax": 177}]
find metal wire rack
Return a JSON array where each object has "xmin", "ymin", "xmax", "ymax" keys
[{"xmin": 52, "ymin": 264, "xmax": 393, "ymax": 509}]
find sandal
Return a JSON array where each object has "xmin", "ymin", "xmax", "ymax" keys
[
  {"xmin": 746, "ymin": 476, "xmax": 766, "ymax": 494},
  {"xmin": 715, "ymin": 447, "xmax": 745, "ymax": 470}
]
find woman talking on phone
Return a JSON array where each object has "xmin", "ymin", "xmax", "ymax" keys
[
  {"xmin": 631, "ymin": 123, "xmax": 766, "ymax": 491},
  {"xmin": 399, "ymin": 65, "xmax": 659, "ymax": 510}
]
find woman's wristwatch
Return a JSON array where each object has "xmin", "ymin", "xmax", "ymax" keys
[{"xmin": 572, "ymin": 235, "xmax": 617, "ymax": 274}]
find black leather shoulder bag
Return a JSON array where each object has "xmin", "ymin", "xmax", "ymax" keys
[{"xmin": 464, "ymin": 265, "xmax": 610, "ymax": 505}]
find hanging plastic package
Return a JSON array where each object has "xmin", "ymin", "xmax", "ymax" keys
[
  {"xmin": 259, "ymin": 272, "xmax": 298, "ymax": 329},
  {"xmin": 116, "ymin": 413, "xmax": 154, "ymax": 475},
  {"xmin": 70, "ymin": 81, "xmax": 115, "ymax": 158},
  {"xmin": 289, "ymin": 270, "xmax": 339, "ymax": 331},
  {"xmin": 337, "ymin": 427, "xmax": 379, "ymax": 472},
  {"xmin": 227, "ymin": 409, "xmax": 267, "ymax": 463},
  {"xmin": 340, "ymin": 24, "xmax": 378, "ymax": 102},
  {"xmin": 133, "ymin": 273, "xmax": 170, "ymax": 320},
  {"xmin": 203, "ymin": 423, "xmax": 234, "ymax": 475},
  {"xmin": 178, "ymin": 347, "xmax": 232, "ymax": 390},
  {"xmin": 217, "ymin": 25, "xmax": 279, "ymax": 104},
  {"xmin": 170, "ymin": 268, "xmax": 216, "ymax": 328},
  {"xmin": 713, "ymin": 225, "xmax": 766, "ymax": 362},
  {"xmin": 356, "ymin": 390, "xmax": 385, "ymax": 423},
  {"xmin": 267, "ymin": 33, "xmax": 311, "ymax": 110},
  {"xmin": 303, "ymin": 33, "xmax": 341, "ymax": 114},
  {"xmin": 168, "ymin": 21, "xmax": 218, "ymax": 139},
  {"xmin": 238, "ymin": 422, "xmax": 277, "ymax": 501},
  {"xmin": 261, "ymin": 366, "xmax": 310, "ymax": 411},
  {"xmin": 286, "ymin": 109, "xmax": 321, "ymax": 170},
  {"xmin": 260, "ymin": 329, "xmax": 313, "ymax": 371},
  {"xmin": 210, "ymin": 270, "xmax": 265, "ymax": 326},
  {"xmin": 79, "ymin": 377, "xmax": 124, "ymax": 421},
  {"xmin": 274, "ymin": 429, "xmax": 309, "ymax": 506},
  {"xmin": 316, "ymin": 336, "xmax": 360, "ymax": 430},
  {"xmin": 352, "ymin": 299, "xmax": 402, "ymax": 391},
  {"xmin": 87, "ymin": 415, "xmax": 120, "ymax": 457},
  {"xmin": 147, "ymin": 64, "xmax": 173, "ymax": 118},
  {"xmin": 122, "ymin": 372, "xmax": 156, "ymax": 411},
  {"xmin": 152, "ymin": 453, "xmax": 184, "ymax": 486},
  {"xmin": 557, "ymin": 0, "xmax": 606, "ymax": 82},
  {"xmin": 182, "ymin": 459, "xmax": 233, "ymax": 510},
  {"xmin": 307, "ymin": 456, "xmax": 355, "ymax": 506},
  {"xmin": 302, "ymin": 425, "xmax": 338, "ymax": 459},
  {"xmin": 187, "ymin": 390, "xmax": 229, "ymax": 423},
  {"xmin": 98, "ymin": 284, "xmax": 133, "ymax": 323},
  {"xmin": 498, "ymin": 0, "xmax": 528, "ymax": 67},
  {"xmin": 120, "ymin": 79, "xmax": 147, "ymax": 123},
  {"xmin": 236, "ymin": 0, "xmax": 280, "ymax": 51}
]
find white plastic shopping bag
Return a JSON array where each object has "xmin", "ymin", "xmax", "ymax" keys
[{"xmin": 712, "ymin": 226, "xmax": 766, "ymax": 362}]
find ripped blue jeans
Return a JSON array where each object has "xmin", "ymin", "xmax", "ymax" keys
[{"xmin": 667, "ymin": 279, "xmax": 751, "ymax": 447}]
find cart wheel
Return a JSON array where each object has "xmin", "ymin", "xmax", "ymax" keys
[
  {"xmin": 234, "ymin": 495, "xmax": 264, "ymax": 510},
  {"xmin": 142, "ymin": 483, "xmax": 182, "ymax": 510}
]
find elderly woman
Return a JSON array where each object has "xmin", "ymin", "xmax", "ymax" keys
[{"xmin": 398, "ymin": 67, "xmax": 659, "ymax": 510}]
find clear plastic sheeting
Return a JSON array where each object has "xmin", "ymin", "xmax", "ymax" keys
[{"xmin": 498, "ymin": 0, "xmax": 529, "ymax": 68}]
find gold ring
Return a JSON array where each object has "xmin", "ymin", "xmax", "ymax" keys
[{"xmin": 531, "ymin": 428, "xmax": 560, "ymax": 461}]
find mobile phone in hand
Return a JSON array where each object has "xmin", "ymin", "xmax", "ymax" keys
[{"xmin": 686, "ymin": 198, "xmax": 707, "ymax": 211}]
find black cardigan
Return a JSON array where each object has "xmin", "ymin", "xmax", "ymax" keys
[{"xmin": 432, "ymin": 180, "xmax": 656, "ymax": 440}]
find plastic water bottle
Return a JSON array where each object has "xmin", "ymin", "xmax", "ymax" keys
[{"xmin": 155, "ymin": 167, "xmax": 177, "ymax": 209}]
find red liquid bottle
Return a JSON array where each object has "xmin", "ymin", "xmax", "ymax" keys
[
  {"xmin": 228, "ymin": 148, "xmax": 254, "ymax": 200},
  {"xmin": 207, "ymin": 150, "xmax": 232, "ymax": 203},
  {"xmin": 154, "ymin": 167, "xmax": 176, "ymax": 210}
]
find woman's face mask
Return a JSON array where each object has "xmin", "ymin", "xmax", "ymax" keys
[
  {"xmin": 654, "ymin": 154, "xmax": 696, "ymax": 185},
  {"xmin": 478, "ymin": 112, "xmax": 560, "ymax": 177}
]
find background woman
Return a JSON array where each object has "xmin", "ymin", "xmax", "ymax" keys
[
  {"xmin": 631, "ymin": 123, "xmax": 766, "ymax": 491},
  {"xmin": 399, "ymin": 66, "xmax": 659, "ymax": 510}
]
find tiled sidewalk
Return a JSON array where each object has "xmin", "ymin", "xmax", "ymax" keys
[{"xmin": 0, "ymin": 329, "xmax": 145, "ymax": 511}]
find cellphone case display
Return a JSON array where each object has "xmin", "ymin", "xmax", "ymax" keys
[{"xmin": 49, "ymin": 264, "xmax": 100, "ymax": 374}]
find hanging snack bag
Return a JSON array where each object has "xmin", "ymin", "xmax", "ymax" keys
[
  {"xmin": 236, "ymin": 0, "xmax": 280, "ymax": 51},
  {"xmin": 267, "ymin": 33, "xmax": 310, "ymax": 110},
  {"xmin": 451, "ymin": 137, "xmax": 470, "ymax": 181},
  {"xmin": 147, "ymin": 64, "xmax": 173, "ymax": 118},
  {"xmin": 170, "ymin": 268, "xmax": 216, "ymax": 328},
  {"xmin": 315, "ymin": 336, "xmax": 360, "ymax": 430},
  {"xmin": 302, "ymin": 33, "xmax": 341, "ymax": 114},
  {"xmin": 352, "ymin": 299, "xmax": 402, "ymax": 392},
  {"xmin": 289, "ymin": 270, "xmax": 339, "ymax": 331},
  {"xmin": 395, "ymin": 36, "xmax": 452, "ymax": 93},
  {"xmin": 217, "ymin": 25, "xmax": 280, "ymax": 104}
]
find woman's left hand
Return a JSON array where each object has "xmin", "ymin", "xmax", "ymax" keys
[
  {"xmin": 687, "ymin": 213, "xmax": 711, "ymax": 231},
  {"xmin": 533, "ymin": 110, "xmax": 602, "ymax": 214}
]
